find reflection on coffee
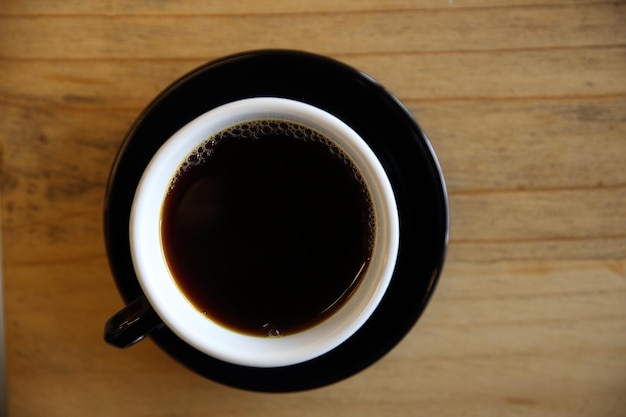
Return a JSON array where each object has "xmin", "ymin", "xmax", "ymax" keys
[{"xmin": 161, "ymin": 119, "xmax": 375, "ymax": 337}]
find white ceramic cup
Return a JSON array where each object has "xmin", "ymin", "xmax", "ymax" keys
[{"xmin": 129, "ymin": 97, "xmax": 399, "ymax": 368}]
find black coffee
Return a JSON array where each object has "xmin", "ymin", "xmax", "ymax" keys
[{"xmin": 161, "ymin": 119, "xmax": 375, "ymax": 336}]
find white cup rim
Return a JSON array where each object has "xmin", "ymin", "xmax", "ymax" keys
[{"xmin": 130, "ymin": 97, "xmax": 399, "ymax": 367}]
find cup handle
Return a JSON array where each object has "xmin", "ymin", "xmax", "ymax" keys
[{"xmin": 104, "ymin": 295, "xmax": 164, "ymax": 348}]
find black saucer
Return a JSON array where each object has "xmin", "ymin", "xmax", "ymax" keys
[{"xmin": 104, "ymin": 50, "xmax": 448, "ymax": 392}]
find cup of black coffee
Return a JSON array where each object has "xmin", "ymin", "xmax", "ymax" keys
[{"xmin": 105, "ymin": 97, "xmax": 399, "ymax": 367}]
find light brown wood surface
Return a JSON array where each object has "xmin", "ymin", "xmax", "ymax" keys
[{"xmin": 1, "ymin": 1, "xmax": 625, "ymax": 416}]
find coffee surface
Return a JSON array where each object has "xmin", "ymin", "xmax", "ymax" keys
[{"xmin": 161, "ymin": 119, "xmax": 375, "ymax": 336}]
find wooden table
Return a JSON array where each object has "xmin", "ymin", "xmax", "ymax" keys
[{"xmin": 1, "ymin": 1, "xmax": 625, "ymax": 416}]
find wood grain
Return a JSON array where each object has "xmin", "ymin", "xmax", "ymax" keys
[
  {"xmin": 0, "ymin": 0, "xmax": 616, "ymax": 15},
  {"xmin": 1, "ymin": 4, "xmax": 624, "ymax": 59},
  {"xmin": 1, "ymin": 1, "xmax": 625, "ymax": 416}
]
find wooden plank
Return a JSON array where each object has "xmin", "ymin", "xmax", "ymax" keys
[
  {"xmin": 0, "ymin": 4, "xmax": 624, "ymax": 59},
  {"xmin": 412, "ymin": 96, "xmax": 626, "ymax": 191},
  {"xmin": 0, "ymin": 0, "xmax": 615, "ymax": 15},
  {"xmin": 2, "ymin": 46, "xmax": 625, "ymax": 108}
]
